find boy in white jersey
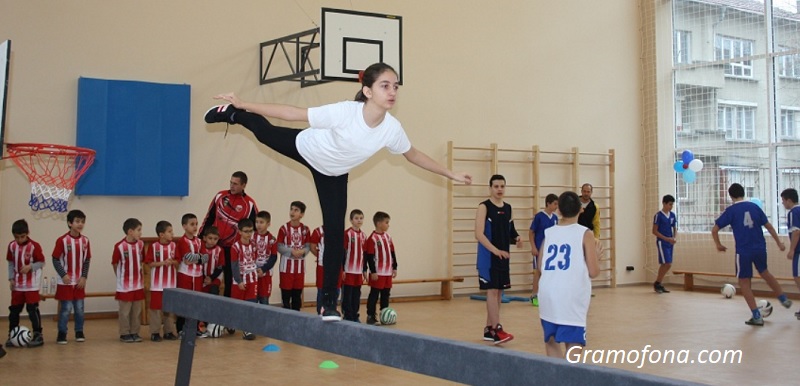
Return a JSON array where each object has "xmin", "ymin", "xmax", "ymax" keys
[
  {"xmin": 6, "ymin": 219, "xmax": 45, "ymax": 348},
  {"xmin": 254, "ymin": 211, "xmax": 278, "ymax": 305},
  {"xmin": 51, "ymin": 209, "xmax": 92, "ymax": 345},
  {"xmin": 112, "ymin": 218, "xmax": 146, "ymax": 343},
  {"xmin": 143, "ymin": 220, "xmax": 179, "ymax": 342},
  {"xmin": 277, "ymin": 201, "xmax": 310, "ymax": 311},
  {"xmin": 341, "ymin": 210, "xmax": 366, "ymax": 322},
  {"xmin": 200, "ymin": 226, "xmax": 224, "ymax": 296},
  {"xmin": 365, "ymin": 212, "xmax": 397, "ymax": 325},
  {"xmin": 538, "ymin": 191, "xmax": 601, "ymax": 358},
  {"xmin": 231, "ymin": 218, "xmax": 258, "ymax": 340},
  {"xmin": 176, "ymin": 213, "xmax": 205, "ymax": 337}
]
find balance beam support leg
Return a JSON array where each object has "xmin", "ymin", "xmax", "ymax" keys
[{"xmin": 175, "ymin": 318, "xmax": 198, "ymax": 386}]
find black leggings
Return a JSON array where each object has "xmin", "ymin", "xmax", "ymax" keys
[{"xmin": 235, "ymin": 111, "xmax": 347, "ymax": 308}]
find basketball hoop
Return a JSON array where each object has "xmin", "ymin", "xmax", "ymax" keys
[{"xmin": 5, "ymin": 143, "xmax": 96, "ymax": 213}]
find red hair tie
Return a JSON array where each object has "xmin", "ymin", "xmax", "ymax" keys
[{"xmin": 358, "ymin": 70, "xmax": 365, "ymax": 83}]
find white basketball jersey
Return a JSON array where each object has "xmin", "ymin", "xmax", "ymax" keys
[{"xmin": 538, "ymin": 223, "xmax": 591, "ymax": 327}]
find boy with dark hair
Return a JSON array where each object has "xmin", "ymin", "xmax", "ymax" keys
[
  {"xmin": 529, "ymin": 193, "xmax": 559, "ymax": 307},
  {"xmin": 365, "ymin": 211, "xmax": 397, "ymax": 325},
  {"xmin": 231, "ymin": 218, "xmax": 258, "ymax": 340},
  {"xmin": 780, "ymin": 188, "xmax": 800, "ymax": 319},
  {"xmin": 200, "ymin": 226, "xmax": 224, "ymax": 296},
  {"xmin": 6, "ymin": 219, "xmax": 45, "ymax": 348},
  {"xmin": 475, "ymin": 175, "xmax": 522, "ymax": 344},
  {"xmin": 175, "ymin": 213, "xmax": 205, "ymax": 337},
  {"xmin": 653, "ymin": 194, "xmax": 677, "ymax": 293},
  {"xmin": 143, "ymin": 220, "xmax": 178, "ymax": 342},
  {"xmin": 112, "ymin": 218, "xmax": 146, "ymax": 343},
  {"xmin": 539, "ymin": 191, "xmax": 601, "ymax": 358},
  {"xmin": 277, "ymin": 202, "xmax": 310, "ymax": 311},
  {"xmin": 341, "ymin": 209, "xmax": 366, "ymax": 322},
  {"xmin": 52, "ymin": 209, "xmax": 92, "ymax": 345},
  {"xmin": 712, "ymin": 183, "xmax": 792, "ymax": 326},
  {"xmin": 254, "ymin": 211, "xmax": 278, "ymax": 305}
]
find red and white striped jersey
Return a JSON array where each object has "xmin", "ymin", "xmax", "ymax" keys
[
  {"xmin": 51, "ymin": 232, "xmax": 92, "ymax": 285},
  {"xmin": 309, "ymin": 227, "xmax": 324, "ymax": 267},
  {"xmin": 176, "ymin": 235, "xmax": 203, "ymax": 277},
  {"xmin": 365, "ymin": 231, "xmax": 395, "ymax": 276},
  {"xmin": 6, "ymin": 239, "xmax": 45, "ymax": 291},
  {"xmin": 111, "ymin": 238, "xmax": 144, "ymax": 293},
  {"xmin": 231, "ymin": 240, "xmax": 258, "ymax": 284},
  {"xmin": 344, "ymin": 227, "xmax": 366, "ymax": 274},
  {"xmin": 254, "ymin": 231, "xmax": 277, "ymax": 273},
  {"xmin": 200, "ymin": 244, "xmax": 224, "ymax": 277},
  {"xmin": 278, "ymin": 222, "xmax": 309, "ymax": 274},
  {"xmin": 144, "ymin": 241, "xmax": 177, "ymax": 291}
]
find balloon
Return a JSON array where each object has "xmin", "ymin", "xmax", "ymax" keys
[
  {"xmin": 682, "ymin": 169, "xmax": 697, "ymax": 183},
  {"xmin": 673, "ymin": 161, "xmax": 685, "ymax": 173},
  {"xmin": 681, "ymin": 150, "xmax": 694, "ymax": 165},
  {"xmin": 688, "ymin": 159, "xmax": 704, "ymax": 172},
  {"xmin": 750, "ymin": 198, "xmax": 764, "ymax": 209}
]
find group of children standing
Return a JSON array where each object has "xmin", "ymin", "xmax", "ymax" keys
[{"xmin": 5, "ymin": 203, "xmax": 401, "ymax": 349}]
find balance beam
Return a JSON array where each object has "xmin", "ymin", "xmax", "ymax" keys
[{"xmin": 163, "ymin": 288, "xmax": 697, "ymax": 386}]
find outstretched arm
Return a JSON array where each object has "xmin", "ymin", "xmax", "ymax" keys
[
  {"xmin": 403, "ymin": 146, "xmax": 472, "ymax": 184},
  {"xmin": 213, "ymin": 92, "xmax": 308, "ymax": 122}
]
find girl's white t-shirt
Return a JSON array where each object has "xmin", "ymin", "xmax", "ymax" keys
[{"xmin": 297, "ymin": 101, "xmax": 412, "ymax": 176}]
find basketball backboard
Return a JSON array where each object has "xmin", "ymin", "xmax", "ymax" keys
[{"xmin": 321, "ymin": 8, "xmax": 402, "ymax": 84}]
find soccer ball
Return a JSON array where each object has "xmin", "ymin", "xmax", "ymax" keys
[
  {"xmin": 205, "ymin": 323, "xmax": 225, "ymax": 338},
  {"xmin": 379, "ymin": 308, "xmax": 397, "ymax": 325},
  {"xmin": 9, "ymin": 325, "xmax": 32, "ymax": 347},
  {"xmin": 757, "ymin": 299, "xmax": 773, "ymax": 318},
  {"xmin": 721, "ymin": 284, "xmax": 736, "ymax": 299}
]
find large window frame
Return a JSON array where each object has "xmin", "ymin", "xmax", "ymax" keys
[{"xmin": 714, "ymin": 35, "xmax": 754, "ymax": 78}]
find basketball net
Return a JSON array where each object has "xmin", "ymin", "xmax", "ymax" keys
[{"xmin": 5, "ymin": 143, "xmax": 96, "ymax": 213}]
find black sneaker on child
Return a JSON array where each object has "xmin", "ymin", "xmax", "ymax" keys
[
  {"xmin": 151, "ymin": 334, "xmax": 162, "ymax": 342},
  {"xmin": 132, "ymin": 334, "xmax": 143, "ymax": 343},
  {"xmin": 57, "ymin": 332, "xmax": 68, "ymax": 345},
  {"xmin": 659, "ymin": 285, "xmax": 670, "ymax": 293},
  {"xmin": 321, "ymin": 306, "xmax": 343, "ymax": 322},
  {"xmin": 120, "ymin": 334, "xmax": 135, "ymax": 343},
  {"xmin": 242, "ymin": 331, "xmax": 255, "ymax": 341},
  {"xmin": 366, "ymin": 315, "xmax": 379, "ymax": 325},
  {"xmin": 483, "ymin": 326, "xmax": 495, "ymax": 342},
  {"xmin": 75, "ymin": 331, "xmax": 86, "ymax": 342},
  {"xmin": 28, "ymin": 332, "xmax": 44, "ymax": 348},
  {"xmin": 163, "ymin": 332, "xmax": 178, "ymax": 341},
  {"xmin": 204, "ymin": 104, "xmax": 241, "ymax": 124}
]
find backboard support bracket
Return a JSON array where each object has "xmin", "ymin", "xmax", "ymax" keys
[{"xmin": 259, "ymin": 28, "xmax": 329, "ymax": 88}]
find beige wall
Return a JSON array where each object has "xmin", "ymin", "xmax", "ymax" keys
[{"xmin": 0, "ymin": 0, "xmax": 645, "ymax": 314}]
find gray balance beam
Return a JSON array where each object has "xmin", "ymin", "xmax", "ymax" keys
[{"xmin": 164, "ymin": 288, "xmax": 699, "ymax": 386}]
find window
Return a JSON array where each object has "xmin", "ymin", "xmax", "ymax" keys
[
  {"xmin": 717, "ymin": 102, "xmax": 755, "ymax": 141},
  {"xmin": 715, "ymin": 35, "xmax": 753, "ymax": 78},
  {"xmin": 777, "ymin": 46, "xmax": 800, "ymax": 79},
  {"xmin": 781, "ymin": 108, "xmax": 800, "ymax": 139},
  {"xmin": 674, "ymin": 30, "xmax": 691, "ymax": 65}
]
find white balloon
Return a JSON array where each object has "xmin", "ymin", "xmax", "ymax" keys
[{"xmin": 688, "ymin": 159, "xmax": 703, "ymax": 172}]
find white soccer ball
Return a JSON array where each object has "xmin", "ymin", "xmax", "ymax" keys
[
  {"xmin": 721, "ymin": 284, "xmax": 736, "ymax": 299},
  {"xmin": 206, "ymin": 323, "xmax": 225, "ymax": 338},
  {"xmin": 757, "ymin": 299, "xmax": 773, "ymax": 318},
  {"xmin": 9, "ymin": 325, "xmax": 32, "ymax": 347}
]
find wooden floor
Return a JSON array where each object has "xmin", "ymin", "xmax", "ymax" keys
[{"xmin": 1, "ymin": 285, "xmax": 797, "ymax": 385}]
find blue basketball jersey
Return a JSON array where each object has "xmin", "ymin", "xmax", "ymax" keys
[
  {"xmin": 714, "ymin": 201, "xmax": 768, "ymax": 254},
  {"xmin": 530, "ymin": 211, "xmax": 558, "ymax": 251},
  {"xmin": 787, "ymin": 205, "xmax": 800, "ymax": 254},
  {"xmin": 653, "ymin": 210, "xmax": 676, "ymax": 241}
]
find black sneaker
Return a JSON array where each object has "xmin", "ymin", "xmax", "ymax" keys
[
  {"xmin": 120, "ymin": 334, "xmax": 135, "ymax": 343},
  {"xmin": 483, "ymin": 326, "xmax": 495, "ymax": 341},
  {"xmin": 242, "ymin": 331, "xmax": 255, "ymax": 341},
  {"xmin": 163, "ymin": 333, "xmax": 178, "ymax": 341},
  {"xmin": 795, "ymin": 310, "xmax": 800, "ymax": 320},
  {"xmin": 75, "ymin": 331, "xmax": 86, "ymax": 342},
  {"xmin": 28, "ymin": 332, "xmax": 44, "ymax": 348},
  {"xmin": 57, "ymin": 332, "xmax": 68, "ymax": 345},
  {"xmin": 745, "ymin": 317, "xmax": 764, "ymax": 326},
  {"xmin": 151, "ymin": 334, "xmax": 162, "ymax": 342},
  {"xmin": 366, "ymin": 315, "xmax": 379, "ymax": 325},
  {"xmin": 132, "ymin": 334, "xmax": 143, "ymax": 343},
  {"xmin": 658, "ymin": 284, "xmax": 670, "ymax": 293},
  {"xmin": 204, "ymin": 104, "xmax": 240, "ymax": 124},
  {"xmin": 654, "ymin": 283, "xmax": 664, "ymax": 293},
  {"xmin": 321, "ymin": 306, "xmax": 343, "ymax": 322}
]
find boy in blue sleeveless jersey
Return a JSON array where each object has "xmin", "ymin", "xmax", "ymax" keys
[
  {"xmin": 652, "ymin": 195, "xmax": 677, "ymax": 293},
  {"xmin": 780, "ymin": 188, "xmax": 800, "ymax": 319},
  {"xmin": 711, "ymin": 183, "xmax": 792, "ymax": 326},
  {"xmin": 528, "ymin": 193, "xmax": 558, "ymax": 306}
]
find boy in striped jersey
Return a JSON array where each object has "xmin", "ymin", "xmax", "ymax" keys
[
  {"xmin": 365, "ymin": 212, "xmax": 397, "ymax": 325},
  {"xmin": 144, "ymin": 220, "xmax": 179, "ymax": 342},
  {"xmin": 6, "ymin": 219, "xmax": 45, "ymax": 347},
  {"xmin": 51, "ymin": 209, "xmax": 92, "ymax": 345},
  {"xmin": 278, "ymin": 201, "xmax": 310, "ymax": 311},
  {"xmin": 200, "ymin": 226, "xmax": 224, "ymax": 296},
  {"xmin": 175, "ymin": 213, "xmax": 205, "ymax": 337},
  {"xmin": 231, "ymin": 219, "xmax": 258, "ymax": 340},
  {"xmin": 341, "ymin": 210, "xmax": 366, "ymax": 322},
  {"xmin": 112, "ymin": 218, "xmax": 146, "ymax": 343},
  {"xmin": 254, "ymin": 211, "xmax": 278, "ymax": 305}
]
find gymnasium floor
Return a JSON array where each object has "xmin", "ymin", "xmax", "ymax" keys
[{"xmin": 0, "ymin": 285, "xmax": 796, "ymax": 385}]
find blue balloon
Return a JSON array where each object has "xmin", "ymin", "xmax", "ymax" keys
[
  {"xmin": 673, "ymin": 160, "xmax": 685, "ymax": 173},
  {"xmin": 683, "ymin": 169, "xmax": 696, "ymax": 183},
  {"xmin": 681, "ymin": 150, "xmax": 694, "ymax": 165},
  {"xmin": 750, "ymin": 198, "xmax": 764, "ymax": 209}
]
